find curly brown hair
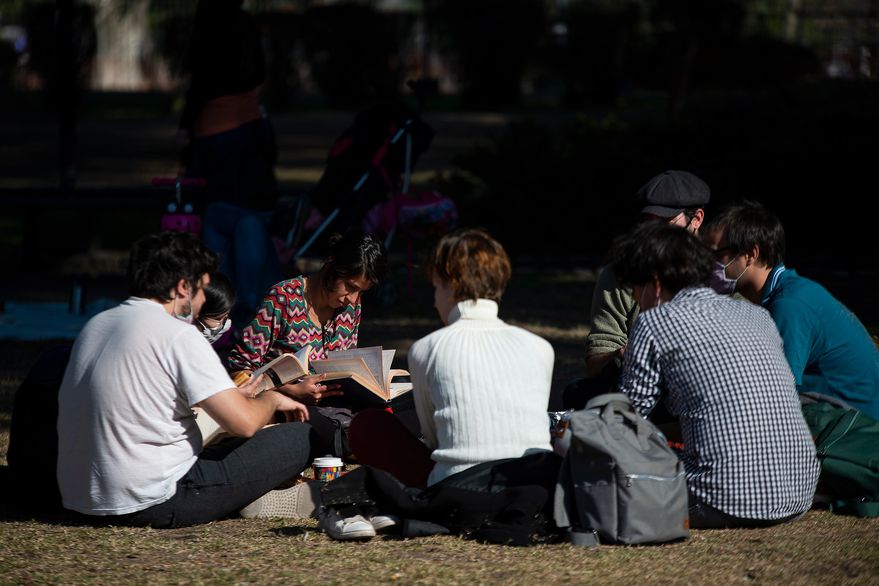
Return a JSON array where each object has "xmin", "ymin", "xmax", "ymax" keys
[{"xmin": 428, "ymin": 228, "xmax": 511, "ymax": 303}]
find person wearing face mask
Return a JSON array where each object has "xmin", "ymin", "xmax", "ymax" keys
[
  {"xmin": 227, "ymin": 229, "xmax": 387, "ymax": 460},
  {"xmin": 702, "ymin": 200, "xmax": 879, "ymax": 420},
  {"xmin": 612, "ymin": 222, "xmax": 819, "ymax": 529},
  {"xmin": 563, "ymin": 169, "xmax": 710, "ymax": 411},
  {"xmin": 196, "ymin": 271, "xmax": 235, "ymax": 347},
  {"xmin": 56, "ymin": 231, "xmax": 319, "ymax": 528}
]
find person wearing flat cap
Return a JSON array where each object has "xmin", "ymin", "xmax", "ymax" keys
[{"xmin": 562, "ymin": 169, "xmax": 711, "ymax": 411}]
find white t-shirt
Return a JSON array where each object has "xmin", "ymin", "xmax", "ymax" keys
[
  {"xmin": 57, "ymin": 297, "xmax": 235, "ymax": 515},
  {"xmin": 408, "ymin": 299, "xmax": 554, "ymax": 486}
]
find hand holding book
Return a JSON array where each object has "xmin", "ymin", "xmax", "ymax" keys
[
  {"xmin": 239, "ymin": 345, "xmax": 413, "ymax": 409},
  {"xmin": 277, "ymin": 373, "xmax": 343, "ymax": 405}
]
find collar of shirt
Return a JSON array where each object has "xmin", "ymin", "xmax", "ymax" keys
[
  {"xmin": 665, "ymin": 286, "xmax": 717, "ymax": 306},
  {"xmin": 760, "ymin": 263, "xmax": 787, "ymax": 306},
  {"xmin": 447, "ymin": 299, "xmax": 499, "ymax": 324}
]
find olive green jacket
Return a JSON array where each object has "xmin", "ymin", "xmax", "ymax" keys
[{"xmin": 585, "ymin": 265, "xmax": 638, "ymax": 358}]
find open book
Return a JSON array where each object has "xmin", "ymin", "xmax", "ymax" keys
[
  {"xmin": 195, "ymin": 346, "xmax": 412, "ymax": 446},
  {"xmin": 249, "ymin": 345, "xmax": 312, "ymax": 395},
  {"xmin": 311, "ymin": 346, "xmax": 413, "ymax": 408}
]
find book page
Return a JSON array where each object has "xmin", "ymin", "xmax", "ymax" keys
[
  {"xmin": 387, "ymin": 367, "xmax": 412, "ymax": 399},
  {"xmin": 381, "ymin": 349, "xmax": 396, "ymax": 390},
  {"xmin": 388, "ymin": 381, "xmax": 414, "ymax": 399},
  {"xmin": 311, "ymin": 356, "xmax": 378, "ymax": 387},
  {"xmin": 193, "ymin": 407, "xmax": 226, "ymax": 446},
  {"xmin": 325, "ymin": 346, "xmax": 385, "ymax": 389},
  {"xmin": 250, "ymin": 346, "xmax": 309, "ymax": 391}
]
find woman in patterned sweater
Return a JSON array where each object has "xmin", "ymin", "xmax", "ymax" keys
[{"xmin": 227, "ymin": 230, "xmax": 386, "ymax": 456}]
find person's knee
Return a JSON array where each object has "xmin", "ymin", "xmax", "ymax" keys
[
  {"xmin": 349, "ymin": 409, "xmax": 396, "ymax": 452},
  {"xmin": 562, "ymin": 378, "xmax": 588, "ymax": 410}
]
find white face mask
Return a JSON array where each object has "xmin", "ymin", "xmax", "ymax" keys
[
  {"xmin": 173, "ymin": 294, "xmax": 194, "ymax": 324},
  {"xmin": 199, "ymin": 319, "xmax": 231, "ymax": 344}
]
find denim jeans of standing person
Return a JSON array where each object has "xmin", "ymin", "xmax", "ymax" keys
[
  {"xmin": 203, "ymin": 201, "xmax": 281, "ymax": 326},
  {"xmin": 189, "ymin": 116, "xmax": 281, "ymax": 326},
  {"xmin": 95, "ymin": 423, "xmax": 318, "ymax": 528}
]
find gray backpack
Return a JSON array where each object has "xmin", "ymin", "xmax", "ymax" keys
[{"xmin": 553, "ymin": 393, "xmax": 689, "ymax": 546}]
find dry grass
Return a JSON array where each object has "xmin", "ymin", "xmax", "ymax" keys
[
  {"xmin": 0, "ymin": 509, "xmax": 877, "ymax": 585},
  {"xmin": 1, "ymin": 268, "xmax": 878, "ymax": 585}
]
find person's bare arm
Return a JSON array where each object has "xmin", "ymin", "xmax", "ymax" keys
[{"xmin": 199, "ymin": 374, "xmax": 309, "ymax": 438}]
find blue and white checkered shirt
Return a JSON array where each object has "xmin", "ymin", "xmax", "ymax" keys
[{"xmin": 619, "ymin": 287, "xmax": 819, "ymax": 520}]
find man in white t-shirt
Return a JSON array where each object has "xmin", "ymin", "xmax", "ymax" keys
[{"xmin": 57, "ymin": 231, "xmax": 318, "ymax": 527}]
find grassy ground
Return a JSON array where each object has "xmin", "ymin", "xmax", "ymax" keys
[{"xmin": 1, "ymin": 267, "xmax": 878, "ymax": 585}]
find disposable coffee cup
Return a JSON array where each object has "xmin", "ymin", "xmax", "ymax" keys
[{"xmin": 312, "ymin": 456, "xmax": 345, "ymax": 483}]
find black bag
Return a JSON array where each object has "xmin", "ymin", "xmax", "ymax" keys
[
  {"xmin": 321, "ymin": 452, "xmax": 564, "ymax": 546},
  {"xmin": 313, "ymin": 405, "xmax": 354, "ymax": 459},
  {"xmin": 8, "ymin": 343, "xmax": 73, "ymax": 512}
]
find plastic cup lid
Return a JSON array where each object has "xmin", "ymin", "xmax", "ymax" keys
[{"xmin": 313, "ymin": 456, "xmax": 343, "ymax": 467}]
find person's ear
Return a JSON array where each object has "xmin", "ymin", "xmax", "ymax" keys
[
  {"xmin": 690, "ymin": 209, "xmax": 705, "ymax": 232},
  {"xmin": 745, "ymin": 244, "xmax": 760, "ymax": 266},
  {"xmin": 174, "ymin": 278, "xmax": 190, "ymax": 299}
]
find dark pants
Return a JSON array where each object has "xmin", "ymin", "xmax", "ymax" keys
[
  {"xmin": 98, "ymin": 422, "xmax": 318, "ymax": 528},
  {"xmin": 687, "ymin": 492, "xmax": 806, "ymax": 529},
  {"xmin": 348, "ymin": 408, "xmax": 434, "ymax": 488}
]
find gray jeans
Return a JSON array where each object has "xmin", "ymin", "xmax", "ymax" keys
[{"xmin": 112, "ymin": 422, "xmax": 317, "ymax": 528}]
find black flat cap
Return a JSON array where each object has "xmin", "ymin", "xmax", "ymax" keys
[{"xmin": 637, "ymin": 170, "xmax": 710, "ymax": 218}]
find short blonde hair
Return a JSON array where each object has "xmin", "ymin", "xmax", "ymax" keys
[{"xmin": 428, "ymin": 228, "xmax": 511, "ymax": 303}]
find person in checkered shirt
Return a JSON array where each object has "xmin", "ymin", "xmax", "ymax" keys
[{"xmin": 611, "ymin": 222, "xmax": 819, "ymax": 529}]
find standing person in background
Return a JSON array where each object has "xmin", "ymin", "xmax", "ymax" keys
[
  {"xmin": 611, "ymin": 222, "xmax": 818, "ymax": 529},
  {"xmin": 563, "ymin": 169, "xmax": 710, "ymax": 410},
  {"xmin": 178, "ymin": 0, "xmax": 280, "ymax": 328},
  {"xmin": 702, "ymin": 200, "xmax": 879, "ymax": 419},
  {"xmin": 227, "ymin": 230, "xmax": 388, "ymax": 459}
]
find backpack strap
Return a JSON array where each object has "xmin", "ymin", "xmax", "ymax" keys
[{"xmin": 587, "ymin": 393, "xmax": 654, "ymax": 446}]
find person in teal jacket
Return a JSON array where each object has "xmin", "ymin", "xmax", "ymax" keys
[{"xmin": 703, "ymin": 200, "xmax": 879, "ymax": 419}]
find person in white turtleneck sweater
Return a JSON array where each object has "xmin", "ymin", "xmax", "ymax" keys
[{"xmin": 348, "ymin": 228, "xmax": 554, "ymax": 488}]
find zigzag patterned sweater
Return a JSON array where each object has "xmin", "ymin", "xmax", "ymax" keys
[{"xmin": 227, "ymin": 276, "xmax": 361, "ymax": 373}]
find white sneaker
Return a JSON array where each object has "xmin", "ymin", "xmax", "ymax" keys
[
  {"xmin": 319, "ymin": 508, "xmax": 376, "ymax": 540},
  {"xmin": 368, "ymin": 513, "xmax": 400, "ymax": 532},
  {"xmin": 239, "ymin": 480, "xmax": 321, "ymax": 519}
]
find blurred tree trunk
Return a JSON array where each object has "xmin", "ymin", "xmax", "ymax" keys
[
  {"xmin": 784, "ymin": 0, "xmax": 801, "ymax": 43},
  {"xmin": 91, "ymin": 0, "xmax": 151, "ymax": 90}
]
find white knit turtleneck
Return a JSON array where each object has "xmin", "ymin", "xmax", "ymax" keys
[{"xmin": 408, "ymin": 299, "xmax": 554, "ymax": 486}]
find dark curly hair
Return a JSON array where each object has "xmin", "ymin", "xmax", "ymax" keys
[
  {"xmin": 611, "ymin": 222, "xmax": 714, "ymax": 295},
  {"xmin": 126, "ymin": 232, "xmax": 218, "ymax": 301},
  {"xmin": 319, "ymin": 229, "xmax": 387, "ymax": 291}
]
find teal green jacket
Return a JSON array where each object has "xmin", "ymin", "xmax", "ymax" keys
[{"xmin": 762, "ymin": 265, "xmax": 879, "ymax": 419}]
